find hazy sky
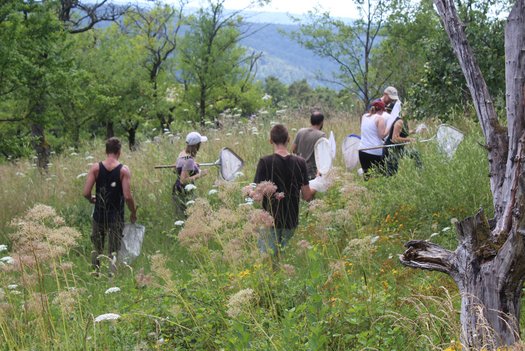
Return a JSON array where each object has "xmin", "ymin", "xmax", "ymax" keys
[{"xmin": 184, "ymin": 0, "xmax": 359, "ymax": 17}]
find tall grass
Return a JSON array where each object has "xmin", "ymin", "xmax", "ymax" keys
[{"xmin": 0, "ymin": 111, "xmax": 503, "ymax": 350}]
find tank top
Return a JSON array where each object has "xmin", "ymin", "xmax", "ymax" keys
[
  {"xmin": 384, "ymin": 117, "xmax": 409, "ymax": 156},
  {"xmin": 359, "ymin": 114, "xmax": 384, "ymax": 156},
  {"xmin": 93, "ymin": 162, "xmax": 124, "ymax": 224}
]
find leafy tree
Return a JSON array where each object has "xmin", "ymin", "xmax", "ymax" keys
[
  {"xmin": 178, "ymin": 0, "xmax": 262, "ymax": 125},
  {"xmin": 123, "ymin": 1, "xmax": 185, "ymax": 131},
  {"xmin": 287, "ymin": 79, "xmax": 312, "ymax": 108},
  {"xmin": 289, "ymin": 0, "xmax": 390, "ymax": 110},
  {"xmin": 0, "ymin": 1, "xmax": 71, "ymax": 167},
  {"xmin": 379, "ymin": 0, "xmax": 510, "ymax": 119},
  {"xmin": 263, "ymin": 76, "xmax": 288, "ymax": 107},
  {"xmin": 84, "ymin": 25, "xmax": 151, "ymax": 150}
]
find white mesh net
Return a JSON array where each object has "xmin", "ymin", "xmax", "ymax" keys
[
  {"xmin": 219, "ymin": 148, "xmax": 244, "ymax": 181},
  {"xmin": 342, "ymin": 134, "xmax": 361, "ymax": 170},
  {"xmin": 436, "ymin": 125, "xmax": 464, "ymax": 158},
  {"xmin": 314, "ymin": 137, "xmax": 333, "ymax": 175}
]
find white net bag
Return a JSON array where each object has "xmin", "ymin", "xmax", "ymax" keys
[{"xmin": 118, "ymin": 223, "xmax": 145, "ymax": 264}]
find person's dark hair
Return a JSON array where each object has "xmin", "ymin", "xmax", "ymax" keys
[
  {"xmin": 310, "ymin": 111, "xmax": 324, "ymax": 126},
  {"xmin": 106, "ymin": 137, "xmax": 122, "ymax": 154},
  {"xmin": 270, "ymin": 124, "xmax": 289, "ymax": 145},
  {"xmin": 185, "ymin": 143, "xmax": 200, "ymax": 157}
]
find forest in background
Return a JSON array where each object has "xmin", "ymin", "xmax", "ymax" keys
[{"xmin": 0, "ymin": 0, "xmax": 511, "ymax": 165}]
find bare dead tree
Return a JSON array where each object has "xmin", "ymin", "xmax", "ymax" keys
[
  {"xmin": 400, "ymin": 0, "xmax": 525, "ymax": 349},
  {"xmin": 58, "ymin": 0, "xmax": 129, "ymax": 34}
]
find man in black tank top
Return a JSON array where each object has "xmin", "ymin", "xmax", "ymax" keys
[{"xmin": 83, "ymin": 138, "xmax": 137, "ymax": 275}]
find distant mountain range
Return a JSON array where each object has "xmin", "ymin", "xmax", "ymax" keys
[
  {"xmin": 240, "ymin": 22, "xmax": 340, "ymax": 88},
  {"xmin": 94, "ymin": 2, "xmax": 342, "ymax": 88}
]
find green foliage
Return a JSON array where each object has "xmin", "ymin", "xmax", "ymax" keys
[
  {"xmin": 379, "ymin": 0, "xmax": 509, "ymax": 120},
  {"xmin": 178, "ymin": 1, "xmax": 263, "ymax": 125},
  {"xmin": 0, "ymin": 113, "xmax": 496, "ymax": 350},
  {"xmin": 289, "ymin": 1, "xmax": 389, "ymax": 109}
]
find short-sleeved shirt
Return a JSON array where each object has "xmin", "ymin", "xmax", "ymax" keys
[
  {"xmin": 293, "ymin": 128, "xmax": 326, "ymax": 179},
  {"xmin": 174, "ymin": 156, "xmax": 199, "ymax": 193},
  {"xmin": 254, "ymin": 154, "xmax": 309, "ymax": 229}
]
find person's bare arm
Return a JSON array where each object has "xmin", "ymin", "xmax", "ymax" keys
[
  {"xmin": 392, "ymin": 120, "xmax": 414, "ymax": 143},
  {"xmin": 291, "ymin": 143, "xmax": 298, "ymax": 154},
  {"xmin": 301, "ymin": 184, "xmax": 316, "ymax": 202},
  {"xmin": 376, "ymin": 116, "xmax": 386, "ymax": 139},
  {"xmin": 82, "ymin": 163, "xmax": 99, "ymax": 204},
  {"xmin": 180, "ymin": 168, "xmax": 208, "ymax": 184},
  {"xmin": 121, "ymin": 165, "xmax": 137, "ymax": 223}
]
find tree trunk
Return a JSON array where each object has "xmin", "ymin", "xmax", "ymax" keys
[
  {"xmin": 30, "ymin": 122, "xmax": 50, "ymax": 171},
  {"xmin": 126, "ymin": 121, "xmax": 139, "ymax": 151},
  {"xmin": 401, "ymin": 1, "xmax": 525, "ymax": 349},
  {"xmin": 106, "ymin": 120, "xmax": 114, "ymax": 139},
  {"xmin": 199, "ymin": 83, "xmax": 206, "ymax": 127}
]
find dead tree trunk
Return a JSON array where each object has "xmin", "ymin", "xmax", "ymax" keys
[{"xmin": 400, "ymin": 1, "xmax": 525, "ymax": 349}]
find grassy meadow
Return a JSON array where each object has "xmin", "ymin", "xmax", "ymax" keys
[{"xmin": 0, "ymin": 110, "xmax": 498, "ymax": 350}]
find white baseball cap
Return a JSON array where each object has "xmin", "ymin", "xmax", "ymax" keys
[
  {"xmin": 186, "ymin": 131, "xmax": 208, "ymax": 146},
  {"xmin": 384, "ymin": 86, "xmax": 399, "ymax": 100}
]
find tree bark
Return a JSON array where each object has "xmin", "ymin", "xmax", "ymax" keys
[
  {"xmin": 401, "ymin": 1, "xmax": 525, "ymax": 349},
  {"xmin": 125, "ymin": 121, "xmax": 139, "ymax": 151},
  {"xmin": 432, "ymin": 0, "xmax": 508, "ymax": 221},
  {"xmin": 30, "ymin": 122, "xmax": 50, "ymax": 171},
  {"xmin": 106, "ymin": 120, "xmax": 114, "ymax": 139}
]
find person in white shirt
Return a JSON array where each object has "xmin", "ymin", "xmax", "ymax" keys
[{"xmin": 358, "ymin": 100, "xmax": 387, "ymax": 179}]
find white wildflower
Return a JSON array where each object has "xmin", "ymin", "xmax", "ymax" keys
[
  {"xmin": 94, "ymin": 313, "xmax": 120, "ymax": 322},
  {"xmin": 76, "ymin": 173, "xmax": 88, "ymax": 179},
  {"xmin": 15, "ymin": 172, "xmax": 25, "ymax": 177},
  {"xmin": 7, "ymin": 284, "xmax": 18, "ymax": 290},
  {"xmin": 1, "ymin": 256, "xmax": 14, "ymax": 265},
  {"xmin": 184, "ymin": 184, "xmax": 197, "ymax": 191},
  {"xmin": 174, "ymin": 220, "xmax": 185, "ymax": 226},
  {"xmin": 442, "ymin": 227, "xmax": 451, "ymax": 232},
  {"xmin": 70, "ymin": 152, "xmax": 79, "ymax": 156},
  {"xmin": 234, "ymin": 172, "xmax": 244, "ymax": 178},
  {"xmin": 370, "ymin": 236, "xmax": 380, "ymax": 244},
  {"xmin": 208, "ymin": 189, "xmax": 218, "ymax": 195},
  {"xmin": 85, "ymin": 156, "xmax": 94, "ymax": 160},
  {"xmin": 227, "ymin": 288, "xmax": 255, "ymax": 318},
  {"xmin": 104, "ymin": 287, "xmax": 121, "ymax": 294},
  {"xmin": 430, "ymin": 232, "xmax": 439, "ymax": 238},
  {"xmin": 0, "ymin": 245, "xmax": 7, "ymax": 253},
  {"xmin": 185, "ymin": 200, "xmax": 195, "ymax": 206}
]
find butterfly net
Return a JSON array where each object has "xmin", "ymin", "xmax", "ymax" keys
[
  {"xmin": 219, "ymin": 148, "xmax": 244, "ymax": 181},
  {"xmin": 436, "ymin": 125, "xmax": 464, "ymax": 158}
]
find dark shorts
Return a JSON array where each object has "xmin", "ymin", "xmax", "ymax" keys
[{"xmin": 91, "ymin": 220, "xmax": 124, "ymax": 256}]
